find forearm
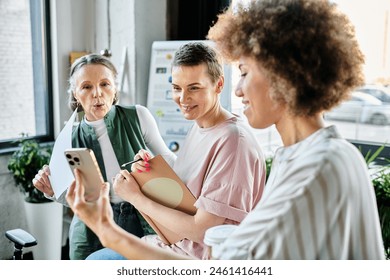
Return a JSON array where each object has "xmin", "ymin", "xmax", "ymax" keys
[
  {"xmin": 100, "ymin": 220, "xmax": 189, "ymax": 260},
  {"xmin": 116, "ymin": 171, "xmax": 225, "ymax": 243},
  {"xmin": 135, "ymin": 195, "xmax": 199, "ymax": 240},
  {"xmin": 133, "ymin": 194, "xmax": 223, "ymax": 243}
]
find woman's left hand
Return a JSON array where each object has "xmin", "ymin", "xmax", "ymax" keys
[{"xmin": 113, "ymin": 170, "xmax": 144, "ymax": 206}]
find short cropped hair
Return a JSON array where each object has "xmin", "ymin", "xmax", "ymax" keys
[
  {"xmin": 208, "ymin": 0, "xmax": 365, "ymax": 116},
  {"xmin": 68, "ymin": 54, "xmax": 119, "ymax": 112},
  {"xmin": 172, "ymin": 42, "xmax": 223, "ymax": 84}
]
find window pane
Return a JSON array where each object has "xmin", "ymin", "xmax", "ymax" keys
[
  {"xmin": 0, "ymin": 0, "xmax": 52, "ymax": 147},
  {"xmin": 324, "ymin": 0, "xmax": 390, "ymax": 145}
]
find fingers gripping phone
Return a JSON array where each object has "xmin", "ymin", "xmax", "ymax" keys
[{"xmin": 64, "ymin": 148, "xmax": 104, "ymax": 202}]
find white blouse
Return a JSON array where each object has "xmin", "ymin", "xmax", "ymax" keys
[{"xmin": 216, "ymin": 126, "xmax": 385, "ymax": 260}]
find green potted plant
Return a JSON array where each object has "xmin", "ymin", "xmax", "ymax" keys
[
  {"xmin": 364, "ymin": 146, "xmax": 390, "ymax": 259},
  {"xmin": 371, "ymin": 166, "xmax": 390, "ymax": 259},
  {"xmin": 7, "ymin": 135, "xmax": 63, "ymax": 259},
  {"xmin": 7, "ymin": 136, "xmax": 53, "ymax": 203}
]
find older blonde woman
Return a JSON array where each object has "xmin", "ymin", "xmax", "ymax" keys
[{"xmin": 33, "ymin": 54, "xmax": 176, "ymax": 259}]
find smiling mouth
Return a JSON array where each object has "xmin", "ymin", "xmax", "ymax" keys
[{"xmin": 181, "ymin": 105, "xmax": 197, "ymax": 112}]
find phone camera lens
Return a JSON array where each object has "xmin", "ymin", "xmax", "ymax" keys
[
  {"xmin": 66, "ymin": 154, "xmax": 72, "ymax": 159},
  {"xmin": 69, "ymin": 161, "xmax": 75, "ymax": 166},
  {"xmin": 74, "ymin": 157, "xmax": 80, "ymax": 162}
]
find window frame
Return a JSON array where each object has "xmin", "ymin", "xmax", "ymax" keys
[{"xmin": 0, "ymin": 0, "xmax": 54, "ymax": 152}]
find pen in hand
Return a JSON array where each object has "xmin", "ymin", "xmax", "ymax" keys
[{"xmin": 121, "ymin": 158, "xmax": 143, "ymax": 169}]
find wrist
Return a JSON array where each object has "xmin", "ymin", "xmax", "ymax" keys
[
  {"xmin": 98, "ymin": 219, "xmax": 121, "ymax": 248},
  {"xmin": 130, "ymin": 191, "xmax": 145, "ymax": 209},
  {"xmin": 44, "ymin": 191, "xmax": 55, "ymax": 199}
]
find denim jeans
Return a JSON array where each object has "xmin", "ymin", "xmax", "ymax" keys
[{"xmin": 86, "ymin": 248, "xmax": 127, "ymax": 260}]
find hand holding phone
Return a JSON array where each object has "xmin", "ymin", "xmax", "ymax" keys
[{"xmin": 64, "ymin": 148, "xmax": 104, "ymax": 202}]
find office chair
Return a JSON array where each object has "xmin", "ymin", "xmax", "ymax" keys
[{"xmin": 5, "ymin": 228, "xmax": 37, "ymax": 260}]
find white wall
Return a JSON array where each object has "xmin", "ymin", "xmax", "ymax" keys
[
  {"xmin": 134, "ymin": 0, "xmax": 168, "ymax": 105},
  {"xmin": 50, "ymin": 0, "xmax": 95, "ymax": 134}
]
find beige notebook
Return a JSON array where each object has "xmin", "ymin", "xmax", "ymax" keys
[{"xmin": 131, "ymin": 155, "xmax": 197, "ymax": 245}]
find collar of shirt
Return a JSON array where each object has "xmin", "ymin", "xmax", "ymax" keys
[{"xmin": 273, "ymin": 125, "xmax": 341, "ymax": 162}]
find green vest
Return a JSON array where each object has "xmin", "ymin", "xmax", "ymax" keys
[
  {"xmin": 72, "ymin": 105, "xmax": 154, "ymax": 235},
  {"xmin": 72, "ymin": 105, "xmax": 146, "ymax": 180}
]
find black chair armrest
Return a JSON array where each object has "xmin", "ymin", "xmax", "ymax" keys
[{"xmin": 5, "ymin": 228, "xmax": 37, "ymax": 249}]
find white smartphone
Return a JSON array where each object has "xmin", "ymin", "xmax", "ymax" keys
[{"xmin": 64, "ymin": 148, "xmax": 104, "ymax": 202}]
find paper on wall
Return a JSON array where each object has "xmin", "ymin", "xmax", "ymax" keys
[{"xmin": 48, "ymin": 109, "xmax": 77, "ymax": 198}]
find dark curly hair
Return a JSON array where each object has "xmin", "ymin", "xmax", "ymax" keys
[
  {"xmin": 68, "ymin": 54, "xmax": 119, "ymax": 112},
  {"xmin": 208, "ymin": 0, "xmax": 365, "ymax": 116}
]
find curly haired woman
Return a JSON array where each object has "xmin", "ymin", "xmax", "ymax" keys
[{"xmin": 65, "ymin": 0, "xmax": 385, "ymax": 259}]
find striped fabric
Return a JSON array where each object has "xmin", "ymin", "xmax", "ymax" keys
[{"xmin": 216, "ymin": 126, "xmax": 385, "ymax": 260}]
